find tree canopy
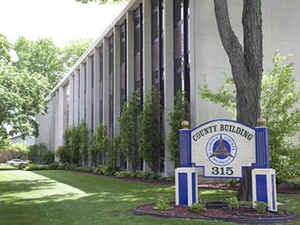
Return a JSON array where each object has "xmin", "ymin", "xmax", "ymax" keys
[{"xmin": 0, "ymin": 33, "xmax": 92, "ymax": 144}]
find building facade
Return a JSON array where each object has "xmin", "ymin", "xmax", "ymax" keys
[{"xmin": 36, "ymin": 0, "xmax": 300, "ymax": 176}]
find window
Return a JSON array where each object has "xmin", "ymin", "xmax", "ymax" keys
[
  {"xmin": 134, "ymin": 4, "xmax": 143, "ymax": 106},
  {"xmin": 120, "ymin": 21, "xmax": 127, "ymax": 114},
  {"xmin": 84, "ymin": 63, "xmax": 87, "ymax": 121},
  {"xmin": 109, "ymin": 35, "xmax": 114, "ymax": 138},
  {"xmin": 174, "ymin": 0, "xmax": 190, "ymax": 101},
  {"xmin": 152, "ymin": 0, "xmax": 165, "ymax": 172},
  {"xmin": 99, "ymin": 46, "xmax": 103, "ymax": 124},
  {"xmin": 91, "ymin": 56, "xmax": 94, "ymax": 133},
  {"xmin": 78, "ymin": 70, "xmax": 80, "ymax": 124}
]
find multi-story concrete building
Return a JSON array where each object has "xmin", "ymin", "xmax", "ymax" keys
[{"xmin": 36, "ymin": 0, "xmax": 300, "ymax": 176}]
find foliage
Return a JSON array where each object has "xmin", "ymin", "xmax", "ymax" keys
[
  {"xmin": 89, "ymin": 124, "xmax": 109, "ymax": 167},
  {"xmin": 139, "ymin": 89, "xmax": 161, "ymax": 172},
  {"xmin": 70, "ymin": 126, "xmax": 81, "ymax": 164},
  {"xmin": 167, "ymin": 90, "xmax": 190, "ymax": 166},
  {"xmin": 0, "ymin": 142, "xmax": 29, "ymax": 163},
  {"xmin": 225, "ymin": 197, "xmax": 240, "ymax": 210},
  {"xmin": 0, "ymin": 42, "xmax": 49, "ymax": 143},
  {"xmin": 114, "ymin": 171, "xmax": 131, "ymax": 177},
  {"xmin": 254, "ymin": 201, "xmax": 267, "ymax": 213},
  {"xmin": 154, "ymin": 197, "xmax": 171, "ymax": 211},
  {"xmin": 79, "ymin": 122, "xmax": 89, "ymax": 166},
  {"xmin": 200, "ymin": 53, "xmax": 300, "ymax": 182},
  {"xmin": 189, "ymin": 202, "xmax": 206, "ymax": 213},
  {"xmin": 25, "ymin": 164, "xmax": 50, "ymax": 171},
  {"xmin": 56, "ymin": 146, "xmax": 71, "ymax": 163},
  {"xmin": 119, "ymin": 92, "xmax": 141, "ymax": 172},
  {"xmin": 13, "ymin": 37, "xmax": 64, "ymax": 88},
  {"xmin": 28, "ymin": 143, "xmax": 48, "ymax": 163},
  {"xmin": 41, "ymin": 151, "xmax": 55, "ymax": 164},
  {"xmin": 60, "ymin": 39, "xmax": 92, "ymax": 69},
  {"xmin": 13, "ymin": 37, "xmax": 91, "ymax": 89},
  {"xmin": 94, "ymin": 165, "xmax": 117, "ymax": 176},
  {"xmin": 107, "ymin": 136, "xmax": 121, "ymax": 169}
]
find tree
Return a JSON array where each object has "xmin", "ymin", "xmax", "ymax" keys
[
  {"xmin": 60, "ymin": 39, "xmax": 92, "ymax": 69},
  {"xmin": 0, "ymin": 34, "xmax": 49, "ymax": 145},
  {"xmin": 119, "ymin": 92, "xmax": 141, "ymax": 172},
  {"xmin": 167, "ymin": 91, "xmax": 189, "ymax": 167},
  {"xmin": 79, "ymin": 122, "xmax": 89, "ymax": 166},
  {"xmin": 200, "ymin": 52, "xmax": 300, "ymax": 184},
  {"xmin": 13, "ymin": 37, "xmax": 92, "ymax": 89},
  {"xmin": 139, "ymin": 89, "xmax": 161, "ymax": 172},
  {"xmin": 213, "ymin": 0, "xmax": 263, "ymax": 201}
]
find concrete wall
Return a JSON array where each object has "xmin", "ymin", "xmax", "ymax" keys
[{"xmin": 190, "ymin": 0, "xmax": 300, "ymax": 142}]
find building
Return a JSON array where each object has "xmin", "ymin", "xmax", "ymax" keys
[{"xmin": 36, "ymin": 0, "xmax": 300, "ymax": 176}]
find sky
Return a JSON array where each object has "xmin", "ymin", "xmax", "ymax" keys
[{"xmin": 0, "ymin": 0, "xmax": 127, "ymax": 46}]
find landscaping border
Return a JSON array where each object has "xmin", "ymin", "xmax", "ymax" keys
[{"xmin": 134, "ymin": 203, "xmax": 296, "ymax": 224}]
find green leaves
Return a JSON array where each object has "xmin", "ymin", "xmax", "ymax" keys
[
  {"xmin": 167, "ymin": 90, "xmax": 190, "ymax": 166},
  {"xmin": 139, "ymin": 88, "xmax": 161, "ymax": 172}
]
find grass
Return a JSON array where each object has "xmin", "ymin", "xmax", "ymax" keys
[
  {"xmin": 0, "ymin": 163, "xmax": 17, "ymax": 170},
  {"xmin": 0, "ymin": 170, "xmax": 299, "ymax": 225}
]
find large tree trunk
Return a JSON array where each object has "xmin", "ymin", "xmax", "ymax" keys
[{"xmin": 214, "ymin": 0, "xmax": 263, "ymax": 201}]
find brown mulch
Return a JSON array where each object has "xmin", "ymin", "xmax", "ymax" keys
[{"xmin": 135, "ymin": 203, "xmax": 296, "ymax": 224}]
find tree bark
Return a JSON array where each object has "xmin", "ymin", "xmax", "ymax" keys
[{"xmin": 214, "ymin": 0, "xmax": 263, "ymax": 201}]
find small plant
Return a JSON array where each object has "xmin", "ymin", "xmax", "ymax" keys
[
  {"xmin": 154, "ymin": 197, "xmax": 171, "ymax": 211},
  {"xmin": 115, "ymin": 171, "xmax": 131, "ymax": 177},
  {"xmin": 226, "ymin": 197, "xmax": 239, "ymax": 210},
  {"xmin": 189, "ymin": 202, "xmax": 206, "ymax": 213},
  {"xmin": 48, "ymin": 162, "xmax": 59, "ymax": 170},
  {"xmin": 255, "ymin": 201, "xmax": 267, "ymax": 213}
]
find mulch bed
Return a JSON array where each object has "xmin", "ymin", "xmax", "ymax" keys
[{"xmin": 135, "ymin": 203, "xmax": 296, "ymax": 224}]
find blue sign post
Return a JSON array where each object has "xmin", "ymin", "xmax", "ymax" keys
[{"xmin": 175, "ymin": 119, "xmax": 277, "ymax": 212}]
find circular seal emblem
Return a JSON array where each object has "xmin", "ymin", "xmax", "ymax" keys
[{"xmin": 206, "ymin": 134, "xmax": 237, "ymax": 166}]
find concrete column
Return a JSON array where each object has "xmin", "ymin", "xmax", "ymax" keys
[
  {"xmin": 93, "ymin": 47, "xmax": 100, "ymax": 130},
  {"xmin": 163, "ymin": 0, "xmax": 175, "ymax": 176},
  {"xmin": 103, "ymin": 38, "xmax": 110, "ymax": 128},
  {"xmin": 73, "ymin": 70, "xmax": 79, "ymax": 126},
  {"xmin": 54, "ymin": 92, "xmax": 60, "ymax": 154},
  {"xmin": 79, "ymin": 63, "xmax": 85, "ymax": 123},
  {"xmin": 143, "ymin": 0, "xmax": 152, "ymax": 172},
  {"xmin": 114, "ymin": 26, "xmax": 121, "ymax": 137},
  {"xmin": 86, "ymin": 57, "xmax": 93, "ymax": 133},
  {"xmin": 127, "ymin": 11, "xmax": 135, "ymax": 100},
  {"xmin": 68, "ymin": 74, "xmax": 74, "ymax": 128}
]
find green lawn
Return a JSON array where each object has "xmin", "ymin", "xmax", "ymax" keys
[
  {"xmin": 0, "ymin": 163, "xmax": 17, "ymax": 170},
  {"xmin": 0, "ymin": 170, "xmax": 299, "ymax": 225}
]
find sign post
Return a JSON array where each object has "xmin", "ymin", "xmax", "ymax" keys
[{"xmin": 175, "ymin": 119, "xmax": 277, "ymax": 211}]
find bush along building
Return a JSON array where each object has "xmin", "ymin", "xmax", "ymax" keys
[{"xmin": 36, "ymin": 0, "xmax": 300, "ymax": 176}]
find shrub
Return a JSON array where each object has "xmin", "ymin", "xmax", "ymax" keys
[
  {"xmin": 94, "ymin": 165, "xmax": 117, "ymax": 176},
  {"xmin": 28, "ymin": 143, "xmax": 48, "ymax": 163},
  {"xmin": 41, "ymin": 151, "xmax": 55, "ymax": 164},
  {"xmin": 139, "ymin": 89, "xmax": 161, "ymax": 172},
  {"xmin": 167, "ymin": 90, "xmax": 190, "ymax": 166},
  {"xmin": 89, "ymin": 124, "xmax": 109, "ymax": 167},
  {"xmin": 149, "ymin": 173, "xmax": 161, "ymax": 180},
  {"xmin": 56, "ymin": 146, "xmax": 71, "ymax": 163},
  {"xmin": 189, "ymin": 202, "xmax": 206, "ymax": 213},
  {"xmin": 48, "ymin": 162, "xmax": 59, "ymax": 170},
  {"xmin": 57, "ymin": 162, "xmax": 70, "ymax": 170},
  {"xmin": 154, "ymin": 197, "xmax": 171, "ymax": 211},
  {"xmin": 226, "ymin": 197, "xmax": 239, "ymax": 210},
  {"xmin": 25, "ymin": 164, "xmax": 49, "ymax": 171},
  {"xmin": 17, "ymin": 163, "xmax": 27, "ymax": 170},
  {"xmin": 254, "ymin": 201, "xmax": 267, "ymax": 213},
  {"xmin": 119, "ymin": 92, "xmax": 141, "ymax": 172},
  {"xmin": 79, "ymin": 122, "xmax": 89, "ymax": 166},
  {"xmin": 115, "ymin": 171, "xmax": 131, "ymax": 178}
]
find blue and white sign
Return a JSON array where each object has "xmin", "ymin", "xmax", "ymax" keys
[{"xmin": 191, "ymin": 120, "xmax": 256, "ymax": 178}]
